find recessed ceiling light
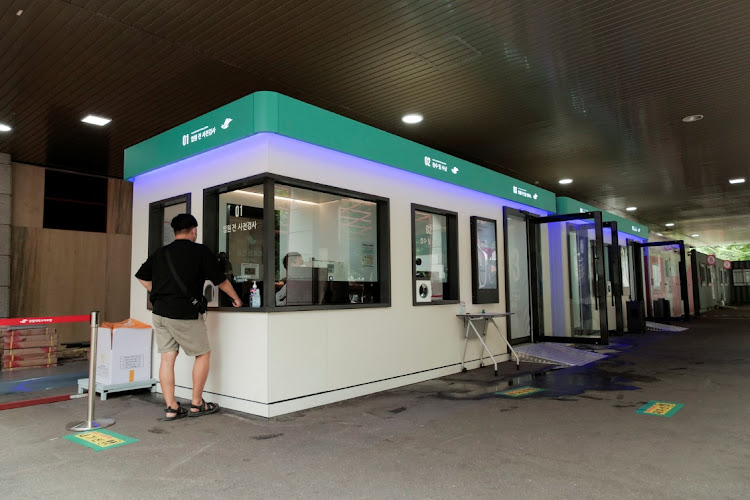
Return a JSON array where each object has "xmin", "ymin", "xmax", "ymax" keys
[
  {"xmin": 625, "ymin": 206, "xmax": 637, "ymax": 211},
  {"xmin": 401, "ymin": 114, "xmax": 423, "ymax": 124},
  {"xmin": 558, "ymin": 178, "xmax": 573, "ymax": 184},
  {"xmin": 0, "ymin": 123, "xmax": 11, "ymax": 132},
  {"xmin": 682, "ymin": 114, "xmax": 703, "ymax": 123},
  {"xmin": 81, "ymin": 115, "xmax": 112, "ymax": 126},
  {"xmin": 665, "ymin": 223, "xmax": 675, "ymax": 227},
  {"xmin": 691, "ymin": 234, "xmax": 700, "ymax": 237},
  {"xmin": 729, "ymin": 178, "xmax": 746, "ymax": 184}
]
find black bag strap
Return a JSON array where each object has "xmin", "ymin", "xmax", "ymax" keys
[{"xmin": 165, "ymin": 246, "xmax": 202, "ymax": 310}]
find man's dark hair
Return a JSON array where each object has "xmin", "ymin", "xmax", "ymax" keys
[
  {"xmin": 171, "ymin": 213, "xmax": 198, "ymax": 234},
  {"xmin": 283, "ymin": 252, "xmax": 302, "ymax": 269}
]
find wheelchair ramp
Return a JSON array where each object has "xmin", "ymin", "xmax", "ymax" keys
[{"xmin": 515, "ymin": 343, "xmax": 607, "ymax": 367}]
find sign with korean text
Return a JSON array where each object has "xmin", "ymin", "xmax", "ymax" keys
[
  {"xmin": 124, "ymin": 92, "xmax": 556, "ymax": 211},
  {"xmin": 64, "ymin": 429, "xmax": 139, "ymax": 451},
  {"xmin": 496, "ymin": 386, "xmax": 546, "ymax": 397},
  {"xmin": 636, "ymin": 400, "xmax": 684, "ymax": 418}
]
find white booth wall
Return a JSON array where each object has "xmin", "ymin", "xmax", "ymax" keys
[{"xmin": 131, "ymin": 132, "xmax": 548, "ymax": 417}]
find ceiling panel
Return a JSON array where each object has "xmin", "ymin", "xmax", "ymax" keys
[{"xmin": 0, "ymin": 0, "xmax": 749, "ymax": 244}]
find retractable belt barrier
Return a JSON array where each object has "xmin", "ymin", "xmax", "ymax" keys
[{"xmin": 0, "ymin": 312, "xmax": 115, "ymax": 430}]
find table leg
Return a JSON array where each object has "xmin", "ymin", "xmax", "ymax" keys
[
  {"xmin": 460, "ymin": 318, "xmax": 471, "ymax": 372},
  {"xmin": 470, "ymin": 319, "xmax": 498, "ymax": 375},
  {"xmin": 490, "ymin": 318, "xmax": 520, "ymax": 370}
]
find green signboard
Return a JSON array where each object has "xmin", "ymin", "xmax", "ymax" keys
[
  {"xmin": 555, "ymin": 197, "xmax": 649, "ymax": 238},
  {"xmin": 124, "ymin": 92, "xmax": 556, "ymax": 212}
]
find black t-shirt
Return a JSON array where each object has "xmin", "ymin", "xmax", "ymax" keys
[{"xmin": 135, "ymin": 240, "xmax": 226, "ymax": 320}]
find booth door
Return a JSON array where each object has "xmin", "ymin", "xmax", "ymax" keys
[
  {"xmin": 603, "ymin": 222, "xmax": 624, "ymax": 336},
  {"xmin": 503, "ymin": 208, "xmax": 533, "ymax": 345},
  {"xmin": 529, "ymin": 212, "xmax": 609, "ymax": 345},
  {"xmin": 633, "ymin": 241, "xmax": 690, "ymax": 321}
]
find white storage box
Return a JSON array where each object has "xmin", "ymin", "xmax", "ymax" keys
[{"xmin": 96, "ymin": 319, "xmax": 153, "ymax": 385}]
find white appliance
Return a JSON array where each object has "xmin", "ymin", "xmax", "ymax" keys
[{"xmin": 416, "ymin": 280, "xmax": 432, "ymax": 303}]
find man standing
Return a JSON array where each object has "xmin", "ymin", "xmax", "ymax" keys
[{"xmin": 136, "ymin": 214, "xmax": 242, "ymax": 421}]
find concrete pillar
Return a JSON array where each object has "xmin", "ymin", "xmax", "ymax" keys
[{"xmin": 0, "ymin": 152, "xmax": 10, "ymax": 318}]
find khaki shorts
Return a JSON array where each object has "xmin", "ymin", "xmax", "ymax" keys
[{"xmin": 153, "ymin": 313, "xmax": 210, "ymax": 357}]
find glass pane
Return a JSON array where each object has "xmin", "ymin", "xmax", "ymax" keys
[
  {"xmin": 275, "ymin": 184, "xmax": 379, "ymax": 306},
  {"xmin": 506, "ymin": 214, "xmax": 531, "ymax": 341},
  {"xmin": 566, "ymin": 222, "xmax": 601, "ymax": 339},
  {"xmin": 414, "ymin": 210, "xmax": 448, "ymax": 300},
  {"xmin": 162, "ymin": 202, "xmax": 186, "ymax": 246},
  {"xmin": 476, "ymin": 219, "xmax": 497, "ymax": 290},
  {"xmin": 218, "ymin": 184, "xmax": 264, "ymax": 307},
  {"xmin": 644, "ymin": 245, "xmax": 684, "ymax": 318}
]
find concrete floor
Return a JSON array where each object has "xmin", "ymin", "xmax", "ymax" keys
[{"xmin": 2, "ymin": 307, "xmax": 749, "ymax": 499}]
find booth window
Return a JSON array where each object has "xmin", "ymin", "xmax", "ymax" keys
[
  {"xmin": 204, "ymin": 175, "xmax": 390, "ymax": 310},
  {"xmin": 148, "ymin": 194, "xmax": 191, "ymax": 256},
  {"xmin": 411, "ymin": 204, "xmax": 458, "ymax": 305},
  {"xmin": 146, "ymin": 193, "xmax": 191, "ymax": 310},
  {"xmin": 470, "ymin": 216, "xmax": 499, "ymax": 304}
]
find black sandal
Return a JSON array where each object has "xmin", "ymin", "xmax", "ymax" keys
[
  {"xmin": 165, "ymin": 403, "xmax": 188, "ymax": 421},
  {"xmin": 189, "ymin": 399, "xmax": 220, "ymax": 417}
]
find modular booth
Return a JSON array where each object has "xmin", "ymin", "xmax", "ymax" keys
[
  {"xmin": 125, "ymin": 91, "xmax": 558, "ymax": 417},
  {"xmin": 532, "ymin": 198, "xmax": 649, "ymax": 341}
]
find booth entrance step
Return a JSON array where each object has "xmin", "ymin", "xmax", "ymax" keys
[
  {"xmin": 646, "ymin": 321, "xmax": 689, "ymax": 332},
  {"xmin": 514, "ymin": 343, "xmax": 607, "ymax": 367}
]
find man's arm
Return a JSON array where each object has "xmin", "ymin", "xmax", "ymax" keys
[
  {"xmin": 217, "ymin": 280, "xmax": 243, "ymax": 307},
  {"xmin": 137, "ymin": 278, "xmax": 152, "ymax": 292}
]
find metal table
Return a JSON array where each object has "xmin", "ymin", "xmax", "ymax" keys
[{"xmin": 457, "ymin": 312, "xmax": 519, "ymax": 375}]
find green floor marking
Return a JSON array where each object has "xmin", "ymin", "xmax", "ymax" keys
[
  {"xmin": 64, "ymin": 429, "xmax": 139, "ymax": 451},
  {"xmin": 636, "ymin": 400, "xmax": 684, "ymax": 418},
  {"xmin": 496, "ymin": 386, "xmax": 546, "ymax": 397}
]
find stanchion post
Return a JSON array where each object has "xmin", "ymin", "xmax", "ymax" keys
[{"xmin": 66, "ymin": 311, "xmax": 115, "ymax": 431}]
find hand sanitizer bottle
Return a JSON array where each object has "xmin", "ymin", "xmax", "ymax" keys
[{"xmin": 250, "ymin": 281, "xmax": 261, "ymax": 308}]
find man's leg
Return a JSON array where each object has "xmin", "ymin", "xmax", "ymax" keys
[
  {"xmin": 160, "ymin": 350, "xmax": 179, "ymax": 412},
  {"xmin": 191, "ymin": 351, "xmax": 211, "ymax": 411}
]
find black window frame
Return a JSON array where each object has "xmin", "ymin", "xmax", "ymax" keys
[
  {"xmin": 148, "ymin": 193, "xmax": 192, "ymax": 256},
  {"xmin": 146, "ymin": 193, "xmax": 191, "ymax": 310},
  {"xmin": 203, "ymin": 173, "xmax": 391, "ymax": 312},
  {"xmin": 411, "ymin": 203, "xmax": 459, "ymax": 306},
  {"xmin": 470, "ymin": 216, "xmax": 500, "ymax": 305}
]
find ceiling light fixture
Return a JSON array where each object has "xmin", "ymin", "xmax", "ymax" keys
[
  {"xmin": 81, "ymin": 115, "xmax": 112, "ymax": 126},
  {"xmin": 665, "ymin": 223, "xmax": 675, "ymax": 227},
  {"xmin": 401, "ymin": 114, "xmax": 423, "ymax": 124},
  {"xmin": 729, "ymin": 178, "xmax": 746, "ymax": 184},
  {"xmin": 682, "ymin": 114, "xmax": 703, "ymax": 123},
  {"xmin": 625, "ymin": 206, "xmax": 637, "ymax": 211},
  {"xmin": 558, "ymin": 178, "xmax": 573, "ymax": 184},
  {"xmin": 0, "ymin": 123, "xmax": 11, "ymax": 132},
  {"xmin": 691, "ymin": 234, "xmax": 699, "ymax": 237}
]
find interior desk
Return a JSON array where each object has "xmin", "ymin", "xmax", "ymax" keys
[{"xmin": 457, "ymin": 312, "xmax": 519, "ymax": 376}]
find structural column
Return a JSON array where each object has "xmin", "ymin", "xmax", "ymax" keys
[{"xmin": 0, "ymin": 153, "xmax": 10, "ymax": 318}]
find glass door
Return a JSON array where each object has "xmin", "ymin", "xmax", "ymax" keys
[
  {"xmin": 634, "ymin": 241, "xmax": 690, "ymax": 321},
  {"xmin": 529, "ymin": 211, "xmax": 608, "ymax": 344},
  {"xmin": 604, "ymin": 222, "xmax": 624, "ymax": 336},
  {"xmin": 503, "ymin": 208, "xmax": 533, "ymax": 345}
]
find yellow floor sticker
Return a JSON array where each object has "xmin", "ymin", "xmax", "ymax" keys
[
  {"xmin": 636, "ymin": 400, "xmax": 684, "ymax": 417},
  {"xmin": 63, "ymin": 429, "xmax": 138, "ymax": 451},
  {"xmin": 496, "ymin": 386, "xmax": 546, "ymax": 397}
]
